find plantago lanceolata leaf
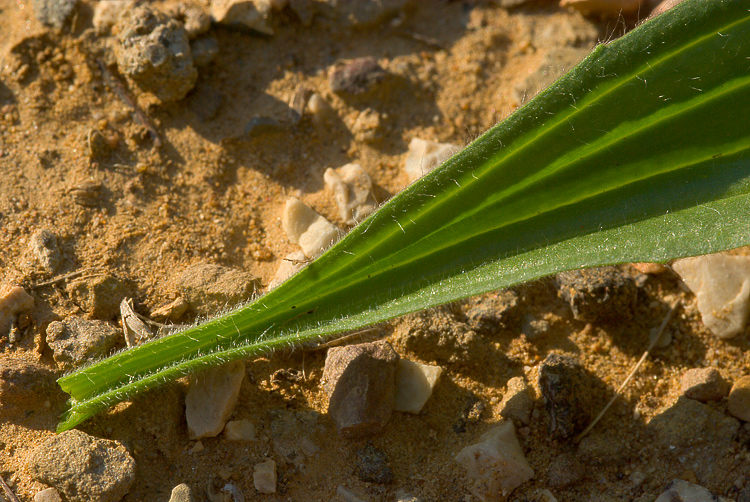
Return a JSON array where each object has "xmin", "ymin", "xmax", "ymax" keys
[{"xmin": 57, "ymin": 0, "xmax": 750, "ymax": 431}]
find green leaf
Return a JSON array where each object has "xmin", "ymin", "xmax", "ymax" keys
[{"xmin": 57, "ymin": 0, "xmax": 750, "ymax": 432}]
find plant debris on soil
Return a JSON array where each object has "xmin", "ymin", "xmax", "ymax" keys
[{"xmin": 1, "ymin": 0, "xmax": 750, "ymax": 501}]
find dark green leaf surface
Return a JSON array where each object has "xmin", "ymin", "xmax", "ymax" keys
[{"xmin": 57, "ymin": 0, "xmax": 750, "ymax": 432}]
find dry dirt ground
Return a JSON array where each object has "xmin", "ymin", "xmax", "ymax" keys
[{"xmin": 1, "ymin": 0, "xmax": 750, "ymax": 501}]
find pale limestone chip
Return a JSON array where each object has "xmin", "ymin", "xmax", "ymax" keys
[
  {"xmin": 455, "ymin": 421, "xmax": 534, "ymax": 501},
  {"xmin": 93, "ymin": 0, "xmax": 134, "ymax": 34},
  {"xmin": 282, "ymin": 197, "xmax": 341, "ymax": 259},
  {"xmin": 393, "ymin": 359, "xmax": 442, "ymax": 414},
  {"xmin": 0, "ymin": 284, "xmax": 34, "ymax": 338},
  {"xmin": 267, "ymin": 251, "xmax": 308, "ymax": 291},
  {"xmin": 672, "ymin": 253, "xmax": 750, "ymax": 338},
  {"xmin": 324, "ymin": 163, "xmax": 377, "ymax": 225},
  {"xmin": 253, "ymin": 459, "xmax": 277, "ymax": 494},
  {"xmin": 404, "ymin": 138, "xmax": 460, "ymax": 182},
  {"xmin": 223, "ymin": 419, "xmax": 256, "ymax": 441},
  {"xmin": 185, "ymin": 361, "xmax": 245, "ymax": 439},
  {"xmin": 210, "ymin": 0, "xmax": 273, "ymax": 34}
]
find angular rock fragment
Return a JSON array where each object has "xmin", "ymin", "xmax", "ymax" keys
[
  {"xmin": 555, "ymin": 266, "xmax": 638, "ymax": 323},
  {"xmin": 356, "ymin": 444, "xmax": 393, "ymax": 484},
  {"xmin": 728, "ymin": 376, "xmax": 750, "ymax": 422},
  {"xmin": 648, "ymin": 396, "xmax": 739, "ymax": 448},
  {"xmin": 673, "ymin": 253, "xmax": 750, "ymax": 338},
  {"xmin": 113, "ymin": 5, "xmax": 198, "ymax": 103},
  {"xmin": 185, "ymin": 361, "xmax": 245, "ymax": 439},
  {"xmin": 322, "ymin": 340, "xmax": 399, "ymax": 438},
  {"xmin": 538, "ymin": 353, "xmax": 597, "ymax": 439},
  {"xmin": 282, "ymin": 198, "xmax": 341, "ymax": 258},
  {"xmin": 654, "ymin": 479, "xmax": 724, "ymax": 502},
  {"xmin": 93, "ymin": 0, "xmax": 133, "ymax": 34},
  {"xmin": 169, "ymin": 483, "xmax": 196, "ymax": 502},
  {"xmin": 404, "ymin": 138, "xmax": 460, "ymax": 182},
  {"xmin": 267, "ymin": 251, "xmax": 308, "ymax": 290},
  {"xmin": 393, "ymin": 358, "xmax": 442, "ymax": 414},
  {"xmin": 499, "ymin": 376, "xmax": 534, "ymax": 425},
  {"xmin": 33, "ymin": 0, "xmax": 78, "ymax": 29},
  {"xmin": 34, "ymin": 487, "xmax": 63, "ymax": 502},
  {"xmin": 211, "ymin": 0, "xmax": 274, "ymax": 34},
  {"xmin": 46, "ymin": 317, "xmax": 121, "ymax": 369},
  {"xmin": 329, "ymin": 57, "xmax": 387, "ymax": 95},
  {"xmin": 324, "ymin": 163, "xmax": 378, "ymax": 225},
  {"xmin": 455, "ymin": 421, "xmax": 534, "ymax": 501},
  {"xmin": 174, "ymin": 262, "xmax": 259, "ymax": 316},
  {"xmin": 223, "ymin": 419, "xmax": 256, "ymax": 441},
  {"xmin": 29, "ymin": 229, "xmax": 62, "ymax": 273},
  {"xmin": 0, "ymin": 284, "xmax": 34, "ymax": 338},
  {"xmin": 253, "ymin": 459, "xmax": 277, "ymax": 494},
  {"xmin": 66, "ymin": 274, "xmax": 132, "ymax": 320},
  {"xmin": 25, "ymin": 430, "xmax": 136, "ymax": 502},
  {"xmin": 680, "ymin": 367, "xmax": 730, "ymax": 403}
]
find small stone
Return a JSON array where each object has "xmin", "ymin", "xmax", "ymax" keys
[
  {"xmin": 455, "ymin": 421, "xmax": 534, "ymax": 500},
  {"xmin": 288, "ymin": 85, "xmax": 312, "ymax": 124},
  {"xmin": 0, "ymin": 284, "xmax": 34, "ymax": 338},
  {"xmin": 654, "ymin": 479, "xmax": 723, "ymax": 502},
  {"xmin": 190, "ymin": 37, "xmax": 219, "ymax": 67},
  {"xmin": 282, "ymin": 198, "xmax": 341, "ymax": 259},
  {"xmin": 522, "ymin": 314, "xmax": 551, "ymax": 341},
  {"xmin": 555, "ymin": 266, "xmax": 638, "ymax": 323},
  {"xmin": 499, "ymin": 376, "xmax": 534, "ymax": 426},
  {"xmin": 356, "ymin": 444, "xmax": 393, "ymax": 484},
  {"xmin": 632, "ymin": 262, "xmax": 669, "ymax": 274},
  {"xmin": 25, "ymin": 430, "xmax": 136, "ymax": 502},
  {"xmin": 680, "ymin": 367, "xmax": 731, "ymax": 403},
  {"xmin": 169, "ymin": 2, "xmax": 212, "ymax": 38},
  {"xmin": 46, "ymin": 317, "xmax": 121, "ymax": 369},
  {"xmin": 329, "ymin": 57, "xmax": 387, "ymax": 95},
  {"xmin": 324, "ymin": 163, "xmax": 378, "ymax": 225},
  {"xmin": 223, "ymin": 419, "xmax": 256, "ymax": 441},
  {"xmin": 728, "ymin": 376, "xmax": 750, "ymax": 422},
  {"xmin": 243, "ymin": 116, "xmax": 283, "ymax": 137},
  {"xmin": 672, "ymin": 253, "xmax": 750, "ymax": 338},
  {"xmin": 336, "ymin": 485, "xmax": 368, "ymax": 502},
  {"xmin": 393, "ymin": 358, "xmax": 442, "ymax": 414},
  {"xmin": 211, "ymin": 0, "xmax": 274, "ymax": 35},
  {"xmin": 307, "ymin": 92, "xmax": 337, "ymax": 129},
  {"xmin": 404, "ymin": 138, "xmax": 460, "ymax": 182},
  {"xmin": 546, "ymin": 452, "xmax": 585, "ymax": 488},
  {"xmin": 174, "ymin": 262, "xmax": 259, "ymax": 316},
  {"xmin": 92, "ymin": 0, "xmax": 133, "ymax": 34},
  {"xmin": 221, "ymin": 483, "xmax": 244, "ymax": 502},
  {"xmin": 66, "ymin": 274, "xmax": 133, "ymax": 320},
  {"xmin": 538, "ymin": 353, "xmax": 597, "ymax": 439},
  {"xmin": 253, "ymin": 459, "xmax": 277, "ymax": 494},
  {"xmin": 169, "ymin": 483, "xmax": 196, "ymax": 502},
  {"xmin": 0, "ymin": 355, "xmax": 57, "ymax": 411},
  {"xmin": 113, "ymin": 5, "xmax": 198, "ymax": 103},
  {"xmin": 34, "ymin": 488, "xmax": 63, "ymax": 502},
  {"xmin": 33, "ymin": 0, "xmax": 78, "ymax": 29},
  {"xmin": 29, "ymin": 229, "xmax": 62, "ymax": 273},
  {"xmin": 322, "ymin": 340, "xmax": 399, "ymax": 438},
  {"xmin": 395, "ymin": 491, "xmax": 421, "ymax": 502},
  {"xmin": 267, "ymin": 251, "xmax": 307, "ymax": 290},
  {"xmin": 70, "ymin": 181, "xmax": 103, "ymax": 208},
  {"xmin": 560, "ymin": 0, "xmax": 641, "ymax": 16},
  {"xmin": 464, "ymin": 291, "xmax": 520, "ymax": 335},
  {"xmin": 350, "ymin": 108, "xmax": 383, "ymax": 143},
  {"xmin": 185, "ymin": 360, "xmax": 245, "ymax": 439},
  {"xmin": 648, "ymin": 396, "xmax": 739, "ymax": 448},
  {"xmin": 151, "ymin": 297, "xmax": 190, "ymax": 323}
]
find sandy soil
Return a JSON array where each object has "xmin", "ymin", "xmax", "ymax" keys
[{"xmin": 1, "ymin": 0, "xmax": 749, "ymax": 501}]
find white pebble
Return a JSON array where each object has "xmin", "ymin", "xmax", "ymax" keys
[
  {"xmin": 34, "ymin": 488, "xmax": 62, "ymax": 502},
  {"xmin": 185, "ymin": 361, "xmax": 245, "ymax": 439},
  {"xmin": 404, "ymin": 138, "xmax": 460, "ymax": 182},
  {"xmin": 324, "ymin": 163, "xmax": 377, "ymax": 225},
  {"xmin": 253, "ymin": 459, "xmax": 277, "ymax": 494},
  {"xmin": 223, "ymin": 419, "xmax": 256, "ymax": 441},
  {"xmin": 654, "ymin": 479, "xmax": 723, "ymax": 502},
  {"xmin": 210, "ymin": 0, "xmax": 273, "ymax": 35},
  {"xmin": 672, "ymin": 253, "xmax": 750, "ymax": 338},
  {"xmin": 393, "ymin": 359, "xmax": 442, "ymax": 414},
  {"xmin": 455, "ymin": 421, "xmax": 534, "ymax": 501},
  {"xmin": 282, "ymin": 198, "xmax": 341, "ymax": 258}
]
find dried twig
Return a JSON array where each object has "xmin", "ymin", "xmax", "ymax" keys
[
  {"xmin": 28, "ymin": 269, "xmax": 102, "ymax": 289},
  {"xmin": 574, "ymin": 299, "xmax": 680, "ymax": 443},
  {"xmin": 0, "ymin": 475, "xmax": 21, "ymax": 502}
]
